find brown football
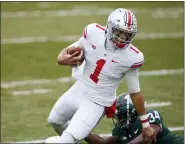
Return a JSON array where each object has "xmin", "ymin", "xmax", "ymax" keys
[
  {"xmin": 67, "ymin": 47, "xmax": 85, "ymax": 64},
  {"xmin": 68, "ymin": 47, "xmax": 82, "ymax": 57}
]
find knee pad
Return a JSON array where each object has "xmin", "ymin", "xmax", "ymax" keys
[
  {"xmin": 47, "ymin": 117, "xmax": 70, "ymax": 135},
  {"xmin": 65, "ymin": 129, "xmax": 85, "ymax": 142},
  {"xmin": 60, "ymin": 131, "xmax": 78, "ymax": 143}
]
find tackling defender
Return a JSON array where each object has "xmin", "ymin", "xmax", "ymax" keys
[
  {"xmin": 85, "ymin": 93, "xmax": 184, "ymax": 144},
  {"xmin": 46, "ymin": 8, "xmax": 155, "ymax": 143}
]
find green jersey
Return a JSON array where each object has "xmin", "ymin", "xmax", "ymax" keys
[{"xmin": 112, "ymin": 110, "xmax": 184, "ymax": 144}]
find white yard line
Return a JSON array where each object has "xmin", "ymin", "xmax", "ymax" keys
[
  {"xmin": 145, "ymin": 102, "xmax": 172, "ymax": 108},
  {"xmin": 1, "ymin": 32, "xmax": 184, "ymax": 44},
  {"xmin": 9, "ymin": 126, "xmax": 184, "ymax": 143},
  {"xmin": 169, "ymin": 127, "xmax": 184, "ymax": 131},
  {"xmin": 139, "ymin": 69, "xmax": 184, "ymax": 76},
  {"xmin": 12, "ymin": 89, "xmax": 51, "ymax": 96},
  {"xmin": 2, "ymin": 7, "xmax": 183, "ymax": 18},
  {"xmin": 1, "ymin": 77, "xmax": 74, "ymax": 89},
  {"xmin": 1, "ymin": 69, "xmax": 183, "ymax": 89}
]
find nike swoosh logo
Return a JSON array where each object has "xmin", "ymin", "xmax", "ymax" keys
[
  {"xmin": 92, "ymin": 44, "xmax": 96, "ymax": 49},
  {"xmin": 112, "ymin": 60, "xmax": 118, "ymax": 63},
  {"xmin": 134, "ymin": 129, "xmax": 138, "ymax": 134}
]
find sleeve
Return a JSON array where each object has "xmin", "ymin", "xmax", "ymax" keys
[
  {"xmin": 130, "ymin": 52, "xmax": 144, "ymax": 70},
  {"xmin": 83, "ymin": 25, "xmax": 88, "ymax": 39},
  {"xmin": 71, "ymin": 61, "xmax": 85, "ymax": 80},
  {"xmin": 67, "ymin": 23, "xmax": 96, "ymax": 51},
  {"xmin": 82, "ymin": 23, "xmax": 96, "ymax": 40},
  {"xmin": 125, "ymin": 69, "xmax": 141, "ymax": 93},
  {"xmin": 67, "ymin": 37, "xmax": 85, "ymax": 51}
]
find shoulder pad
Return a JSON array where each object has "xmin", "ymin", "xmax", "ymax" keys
[
  {"xmin": 82, "ymin": 23, "xmax": 105, "ymax": 40},
  {"xmin": 129, "ymin": 46, "xmax": 144, "ymax": 69}
]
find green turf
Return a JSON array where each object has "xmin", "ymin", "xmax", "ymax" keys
[
  {"xmin": 1, "ymin": 2, "xmax": 183, "ymax": 12},
  {"xmin": 1, "ymin": 1, "xmax": 184, "ymax": 143},
  {"xmin": 2, "ymin": 5, "xmax": 183, "ymax": 38},
  {"xmin": 1, "ymin": 38, "xmax": 183, "ymax": 81},
  {"xmin": 1, "ymin": 74, "xmax": 183, "ymax": 142}
]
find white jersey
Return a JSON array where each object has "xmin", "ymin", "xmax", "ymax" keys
[
  {"xmin": 72, "ymin": 61, "xmax": 85, "ymax": 80},
  {"xmin": 71, "ymin": 23, "xmax": 144, "ymax": 107}
]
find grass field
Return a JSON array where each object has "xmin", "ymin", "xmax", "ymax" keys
[{"xmin": 1, "ymin": 1, "xmax": 184, "ymax": 143}]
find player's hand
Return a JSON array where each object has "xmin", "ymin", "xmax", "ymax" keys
[
  {"xmin": 58, "ymin": 49, "xmax": 84, "ymax": 66},
  {"xmin": 142, "ymin": 126, "xmax": 157, "ymax": 143},
  {"xmin": 68, "ymin": 50, "xmax": 84, "ymax": 67},
  {"xmin": 68, "ymin": 50, "xmax": 84, "ymax": 61}
]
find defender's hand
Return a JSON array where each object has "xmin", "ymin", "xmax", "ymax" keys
[{"xmin": 142, "ymin": 126, "xmax": 156, "ymax": 143}]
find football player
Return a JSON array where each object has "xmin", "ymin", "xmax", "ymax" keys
[
  {"xmin": 85, "ymin": 93, "xmax": 184, "ymax": 144},
  {"xmin": 46, "ymin": 8, "xmax": 155, "ymax": 143}
]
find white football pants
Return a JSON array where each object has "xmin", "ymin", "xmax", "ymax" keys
[{"xmin": 47, "ymin": 81, "xmax": 105, "ymax": 141}]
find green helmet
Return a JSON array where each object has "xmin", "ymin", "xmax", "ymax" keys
[{"xmin": 113, "ymin": 93, "xmax": 137, "ymax": 130}]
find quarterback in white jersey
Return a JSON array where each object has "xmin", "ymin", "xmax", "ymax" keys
[{"xmin": 46, "ymin": 8, "xmax": 155, "ymax": 143}]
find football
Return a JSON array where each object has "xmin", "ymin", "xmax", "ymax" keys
[
  {"xmin": 67, "ymin": 47, "xmax": 82, "ymax": 57},
  {"xmin": 67, "ymin": 47, "xmax": 85, "ymax": 64}
]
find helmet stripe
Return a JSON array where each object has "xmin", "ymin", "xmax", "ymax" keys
[{"xmin": 127, "ymin": 10, "xmax": 132, "ymax": 30}]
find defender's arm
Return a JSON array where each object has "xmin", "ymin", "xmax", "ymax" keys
[{"xmin": 128, "ymin": 124, "xmax": 161, "ymax": 144}]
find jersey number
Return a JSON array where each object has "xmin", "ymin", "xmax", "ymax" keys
[
  {"xmin": 147, "ymin": 111, "xmax": 161, "ymax": 123},
  {"xmin": 90, "ymin": 59, "xmax": 106, "ymax": 83}
]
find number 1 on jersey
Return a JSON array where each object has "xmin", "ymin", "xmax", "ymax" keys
[{"xmin": 90, "ymin": 59, "xmax": 106, "ymax": 83}]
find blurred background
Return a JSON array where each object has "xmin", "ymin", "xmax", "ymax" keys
[{"xmin": 1, "ymin": 1, "xmax": 184, "ymax": 143}]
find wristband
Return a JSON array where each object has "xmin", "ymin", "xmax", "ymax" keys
[{"xmin": 140, "ymin": 115, "xmax": 150, "ymax": 128}]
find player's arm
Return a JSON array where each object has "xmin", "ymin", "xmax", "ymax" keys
[
  {"xmin": 57, "ymin": 39, "xmax": 84, "ymax": 66},
  {"xmin": 57, "ymin": 23, "xmax": 94, "ymax": 66},
  {"xmin": 125, "ymin": 70, "xmax": 153, "ymax": 138},
  {"xmin": 84, "ymin": 133, "xmax": 117, "ymax": 144},
  {"xmin": 125, "ymin": 68, "xmax": 147, "ymax": 122},
  {"xmin": 128, "ymin": 124, "xmax": 161, "ymax": 144},
  {"xmin": 125, "ymin": 57, "xmax": 155, "ymax": 140}
]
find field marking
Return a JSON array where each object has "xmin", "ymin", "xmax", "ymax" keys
[
  {"xmin": 8, "ymin": 126, "xmax": 184, "ymax": 143},
  {"xmin": 145, "ymin": 102, "xmax": 172, "ymax": 108},
  {"xmin": 2, "ymin": 7, "xmax": 183, "ymax": 18},
  {"xmin": 1, "ymin": 32, "xmax": 184, "ymax": 45},
  {"xmin": 12, "ymin": 89, "xmax": 51, "ymax": 96},
  {"xmin": 139, "ymin": 69, "xmax": 184, "ymax": 76},
  {"xmin": 1, "ymin": 77, "xmax": 74, "ymax": 89},
  {"xmin": 169, "ymin": 127, "xmax": 184, "ymax": 131},
  {"xmin": 1, "ymin": 69, "xmax": 183, "ymax": 89}
]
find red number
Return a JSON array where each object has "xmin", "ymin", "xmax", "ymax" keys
[{"xmin": 90, "ymin": 59, "xmax": 106, "ymax": 83}]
